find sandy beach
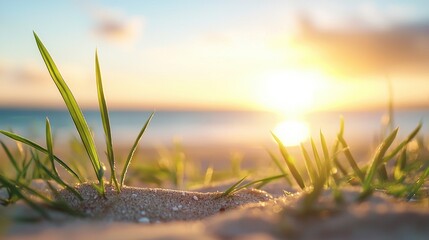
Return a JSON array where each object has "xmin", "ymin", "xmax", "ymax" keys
[{"xmin": 2, "ymin": 181, "xmax": 429, "ymax": 240}]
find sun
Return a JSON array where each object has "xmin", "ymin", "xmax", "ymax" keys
[
  {"xmin": 257, "ymin": 69, "xmax": 325, "ymax": 115},
  {"xmin": 273, "ymin": 120, "xmax": 310, "ymax": 147}
]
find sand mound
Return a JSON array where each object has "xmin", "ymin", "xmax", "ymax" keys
[{"xmin": 58, "ymin": 183, "xmax": 273, "ymax": 223}]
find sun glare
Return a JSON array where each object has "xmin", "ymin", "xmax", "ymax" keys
[
  {"xmin": 273, "ymin": 120, "xmax": 310, "ymax": 147},
  {"xmin": 258, "ymin": 70, "xmax": 325, "ymax": 115}
]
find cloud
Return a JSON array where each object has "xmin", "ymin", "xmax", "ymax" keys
[
  {"xmin": 287, "ymin": 15, "xmax": 429, "ymax": 77},
  {"xmin": 93, "ymin": 9, "xmax": 144, "ymax": 45},
  {"xmin": 77, "ymin": 1, "xmax": 144, "ymax": 46},
  {"xmin": 0, "ymin": 61, "xmax": 49, "ymax": 85}
]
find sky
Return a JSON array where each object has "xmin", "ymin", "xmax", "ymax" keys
[{"xmin": 1, "ymin": 0, "xmax": 429, "ymax": 114}]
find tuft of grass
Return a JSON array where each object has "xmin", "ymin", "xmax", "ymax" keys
[{"xmin": 34, "ymin": 32, "xmax": 105, "ymax": 195}]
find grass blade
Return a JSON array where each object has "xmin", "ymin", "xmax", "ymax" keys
[
  {"xmin": 226, "ymin": 174, "xmax": 285, "ymax": 196},
  {"xmin": 272, "ymin": 132, "xmax": 305, "ymax": 189},
  {"xmin": 310, "ymin": 138, "xmax": 324, "ymax": 178},
  {"xmin": 360, "ymin": 128, "xmax": 398, "ymax": 200},
  {"xmin": 267, "ymin": 149, "xmax": 292, "ymax": 185},
  {"xmin": 45, "ymin": 118, "xmax": 60, "ymax": 177},
  {"xmin": 0, "ymin": 130, "xmax": 81, "ymax": 182},
  {"xmin": 0, "ymin": 175, "xmax": 50, "ymax": 219},
  {"xmin": 337, "ymin": 118, "xmax": 365, "ymax": 182},
  {"xmin": 34, "ymin": 32, "xmax": 104, "ymax": 193},
  {"xmin": 0, "ymin": 141, "xmax": 21, "ymax": 174},
  {"xmin": 300, "ymin": 143, "xmax": 318, "ymax": 185},
  {"xmin": 120, "ymin": 112, "xmax": 154, "ymax": 188},
  {"xmin": 383, "ymin": 122, "xmax": 422, "ymax": 163},
  {"xmin": 320, "ymin": 130, "xmax": 331, "ymax": 179},
  {"xmin": 95, "ymin": 50, "xmax": 120, "ymax": 192},
  {"xmin": 221, "ymin": 176, "xmax": 247, "ymax": 197}
]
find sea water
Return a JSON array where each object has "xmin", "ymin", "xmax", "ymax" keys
[{"xmin": 0, "ymin": 108, "xmax": 428, "ymax": 149}]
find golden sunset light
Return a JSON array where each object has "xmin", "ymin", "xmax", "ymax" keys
[
  {"xmin": 273, "ymin": 119, "xmax": 310, "ymax": 147},
  {"xmin": 257, "ymin": 69, "xmax": 326, "ymax": 115}
]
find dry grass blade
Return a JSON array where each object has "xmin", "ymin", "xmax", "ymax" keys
[
  {"xmin": 34, "ymin": 32, "xmax": 104, "ymax": 194},
  {"xmin": 95, "ymin": 50, "xmax": 120, "ymax": 192}
]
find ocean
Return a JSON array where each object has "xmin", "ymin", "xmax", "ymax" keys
[{"xmin": 0, "ymin": 108, "xmax": 428, "ymax": 149}]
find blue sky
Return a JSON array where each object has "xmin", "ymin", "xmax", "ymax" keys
[{"xmin": 1, "ymin": 0, "xmax": 429, "ymax": 113}]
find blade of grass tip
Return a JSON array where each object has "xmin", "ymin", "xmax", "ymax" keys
[
  {"xmin": 0, "ymin": 141, "xmax": 21, "ymax": 174},
  {"xmin": 33, "ymin": 32, "xmax": 103, "ymax": 193},
  {"xmin": 337, "ymin": 118, "xmax": 365, "ymax": 182},
  {"xmin": 361, "ymin": 128, "xmax": 398, "ymax": 199},
  {"xmin": 0, "ymin": 130, "xmax": 81, "ymax": 182},
  {"xmin": 271, "ymin": 132, "xmax": 305, "ymax": 189},
  {"xmin": 45, "ymin": 118, "xmax": 60, "ymax": 177},
  {"xmin": 300, "ymin": 143, "xmax": 318, "ymax": 185},
  {"xmin": 120, "ymin": 112, "xmax": 154, "ymax": 188},
  {"xmin": 95, "ymin": 50, "xmax": 120, "ymax": 192},
  {"xmin": 221, "ymin": 176, "xmax": 247, "ymax": 197},
  {"xmin": 383, "ymin": 122, "xmax": 421, "ymax": 163},
  {"xmin": 267, "ymin": 149, "xmax": 292, "ymax": 185}
]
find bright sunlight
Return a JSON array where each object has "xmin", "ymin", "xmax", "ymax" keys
[
  {"xmin": 273, "ymin": 120, "xmax": 310, "ymax": 147},
  {"xmin": 258, "ymin": 69, "xmax": 326, "ymax": 115}
]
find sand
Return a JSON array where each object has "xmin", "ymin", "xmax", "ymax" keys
[{"xmin": 3, "ymin": 182, "xmax": 429, "ymax": 240}]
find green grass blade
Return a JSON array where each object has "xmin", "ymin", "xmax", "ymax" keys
[
  {"xmin": 45, "ymin": 118, "xmax": 60, "ymax": 177},
  {"xmin": 310, "ymin": 138, "xmax": 323, "ymax": 177},
  {"xmin": 120, "ymin": 112, "xmax": 154, "ymax": 188},
  {"xmin": 337, "ymin": 118, "xmax": 365, "ymax": 182},
  {"xmin": 383, "ymin": 122, "xmax": 421, "ymax": 163},
  {"xmin": 300, "ymin": 143, "xmax": 318, "ymax": 185},
  {"xmin": 0, "ymin": 141, "xmax": 21, "ymax": 174},
  {"xmin": 229, "ymin": 174, "xmax": 285, "ymax": 195},
  {"xmin": 320, "ymin": 130, "xmax": 331, "ymax": 179},
  {"xmin": 33, "ymin": 154, "xmax": 83, "ymax": 200},
  {"xmin": 267, "ymin": 149, "xmax": 292, "ymax": 185},
  {"xmin": 393, "ymin": 148, "xmax": 407, "ymax": 181},
  {"xmin": 95, "ymin": 50, "xmax": 120, "ymax": 192},
  {"xmin": 0, "ymin": 130, "xmax": 81, "ymax": 182},
  {"xmin": 360, "ymin": 128, "xmax": 398, "ymax": 199},
  {"xmin": 407, "ymin": 165, "xmax": 429, "ymax": 200},
  {"xmin": 0, "ymin": 175, "xmax": 50, "ymax": 219},
  {"xmin": 221, "ymin": 176, "xmax": 247, "ymax": 197},
  {"xmin": 34, "ymin": 32, "xmax": 103, "ymax": 193},
  {"xmin": 272, "ymin": 132, "xmax": 305, "ymax": 189}
]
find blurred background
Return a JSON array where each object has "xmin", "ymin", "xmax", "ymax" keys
[{"xmin": 1, "ymin": 0, "xmax": 429, "ymax": 167}]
